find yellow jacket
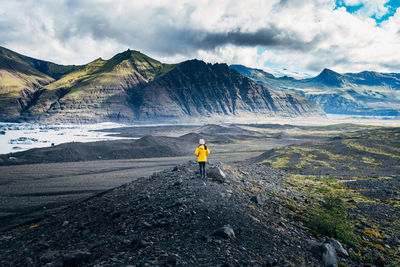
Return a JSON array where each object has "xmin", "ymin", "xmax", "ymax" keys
[{"xmin": 195, "ymin": 145, "xmax": 210, "ymax": 162}]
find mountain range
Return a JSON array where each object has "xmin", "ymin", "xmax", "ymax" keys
[
  {"xmin": 231, "ymin": 65, "xmax": 400, "ymax": 116},
  {"xmin": 0, "ymin": 46, "xmax": 323, "ymax": 123}
]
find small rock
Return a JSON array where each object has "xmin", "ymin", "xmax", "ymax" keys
[
  {"xmin": 38, "ymin": 241, "xmax": 50, "ymax": 250},
  {"xmin": 142, "ymin": 221, "xmax": 152, "ymax": 228},
  {"xmin": 212, "ymin": 225, "xmax": 235, "ymax": 239},
  {"xmin": 265, "ymin": 255, "xmax": 277, "ymax": 266},
  {"xmin": 214, "ymin": 239, "xmax": 222, "ymax": 245},
  {"xmin": 388, "ymin": 236, "xmax": 399, "ymax": 246},
  {"xmin": 74, "ymin": 251, "xmax": 91, "ymax": 264},
  {"xmin": 312, "ymin": 242, "xmax": 338, "ymax": 267},
  {"xmin": 375, "ymin": 255, "xmax": 386, "ymax": 266},
  {"xmin": 251, "ymin": 194, "xmax": 266, "ymax": 206},
  {"xmin": 62, "ymin": 221, "xmax": 69, "ymax": 227},
  {"xmin": 326, "ymin": 238, "xmax": 348, "ymax": 256},
  {"xmin": 174, "ymin": 178, "xmax": 184, "ymax": 186},
  {"xmin": 132, "ymin": 239, "xmax": 151, "ymax": 250}
]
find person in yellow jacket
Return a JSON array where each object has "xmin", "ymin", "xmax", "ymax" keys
[{"xmin": 195, "ymin": 139, "xmax": 210, "ymax": 178}]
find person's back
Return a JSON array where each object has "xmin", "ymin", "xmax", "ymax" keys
[{"xmin": 195, "ymin": 139, "xmax": 210, "ymax": 178}]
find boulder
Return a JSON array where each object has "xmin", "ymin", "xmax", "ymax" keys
[
  {"xmin": 207, "ymin": 166, "xmax": 226, "ymax": 183},
  {"xmin": 326, "ymin": 238, "xmax": 348, "ymax": 256},
  {"xmin": 311, "ymin": 242, "xmax": 338, "ymax": 267},
  {"xmin": 212, "ymin": 225, "xmax": 236, "ymax": 239}
]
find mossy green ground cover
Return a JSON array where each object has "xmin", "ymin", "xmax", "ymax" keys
[
  {"xmin": 259, "ymin": 126, "xmax": 400, "ymax": 265},
  {"xmin": 261, "ymin": 127, "xmax": 400, "ymax": 178}
]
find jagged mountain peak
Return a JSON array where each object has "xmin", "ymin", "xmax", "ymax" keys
[
  {"xmin": 230, "ymin": 64, "xmax": 276, "ymax": 79},
  {"xmin": 179, "ymin": 59, "xmax": 228, "ymax": 69},
  {"xmin": 95, "ymin": 49, "xmax": 164, "ymax": 74},
  {"xmin": 311, "ymin": 68, "xmax": 344, "ymax": 86},
  {"xmin": 316, "ymin": 68, "xmax": 341, "ymax": 78},
  {"xmin": 278, "ymin": 75, "xmax": 296, "ymax": 81}
]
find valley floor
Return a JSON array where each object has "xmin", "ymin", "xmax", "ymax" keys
[{"xmin": 0, "ymin": 123, "xmax": 399, "ymax": 266}]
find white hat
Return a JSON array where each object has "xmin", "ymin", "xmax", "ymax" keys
[{"xmin": 199, "ymin": 139, "xmax": 205, "ymax": 145}]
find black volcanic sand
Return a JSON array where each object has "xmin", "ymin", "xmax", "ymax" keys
[
  {"xmin": 0, "ymin": 157, "xmax": 193, "ymax": 232},
  {"xmin": 0, "ymin": 161, "xmax": 337, "ymax": 266},
  {"xmin": 0, "ymin": 135, "xmax": 192, "ymax": 166}
]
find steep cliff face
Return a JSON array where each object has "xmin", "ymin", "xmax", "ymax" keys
[
  {"xmin": 134, "ymin": 60, "xmax": 324, "ymax": 121},
  {"xmin": 130, "ymin": 60, "xmax": 323, "ymax": 120}
]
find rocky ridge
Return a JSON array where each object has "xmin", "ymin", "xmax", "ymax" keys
[
  {"xmin": 0, "ymin": 161, "xmax": 355, "ymax": 266},
  {"xmin": 134, "ymin": 60, "xmax": 323, "ymax": 121},
  {"xmin": 0, "ymin": 46, "xmax": 324, "ymax": 123}
]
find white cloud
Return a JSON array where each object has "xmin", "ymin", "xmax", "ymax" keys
[
  {"xmin": 0, "ymin": 0, "xmax": 400, "ymax": 76},
  {"xmin": 341, "ymin": 0, "xmax": 390, "ymax": 18}
]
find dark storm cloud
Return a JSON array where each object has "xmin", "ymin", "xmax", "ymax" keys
[
  {"xmin": 199, "ymin": 27, "xmax": 320, "ymax": 51},
  {"xmin": 56, "ymin": 14, "xmax": 114, "ymax": 41},
  {"xmin": 53, "ymin": 12, "xmax": 321, "ymax": 57}
]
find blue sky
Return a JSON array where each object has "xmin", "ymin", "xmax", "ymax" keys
[
  {"xmin": 335, "ymin": 0, "xmax": 400, "ymax": 23},
  {"xmin": 259, "ymin": 0, "xmax": 400, "ymax": 76},
  {"xmin": 1, "ymin": 0, "xmax": 400, "ymax": 77}
]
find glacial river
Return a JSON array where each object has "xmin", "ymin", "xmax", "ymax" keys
[{"xmin": 0, "ymin": 122, "xmax": 134, "ymax": 154}]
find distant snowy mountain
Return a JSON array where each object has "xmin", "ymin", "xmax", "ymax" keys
[{"xmin": 231, "ymin": 65, "xmax": 400, "ymax": 116}]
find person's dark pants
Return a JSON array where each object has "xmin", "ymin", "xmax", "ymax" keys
[{"xmin": 199, "ymin": 162, "xmax": 206, "ymax": 178}]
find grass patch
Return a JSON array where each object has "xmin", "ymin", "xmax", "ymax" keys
[
  {"xmin": 262, "ymin": 150, "xmax": 293, "ymax": 168},
  {"xmin": 344, "ymin": 141, "xmax": 400, "ymax": 159},
  {"xmin": 307, "ymin": 195, "xmax": 359, "ymax": 248},
  {"xmin": 363, "ymin": 227, "xmax": 383, "ymax": 239}
]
